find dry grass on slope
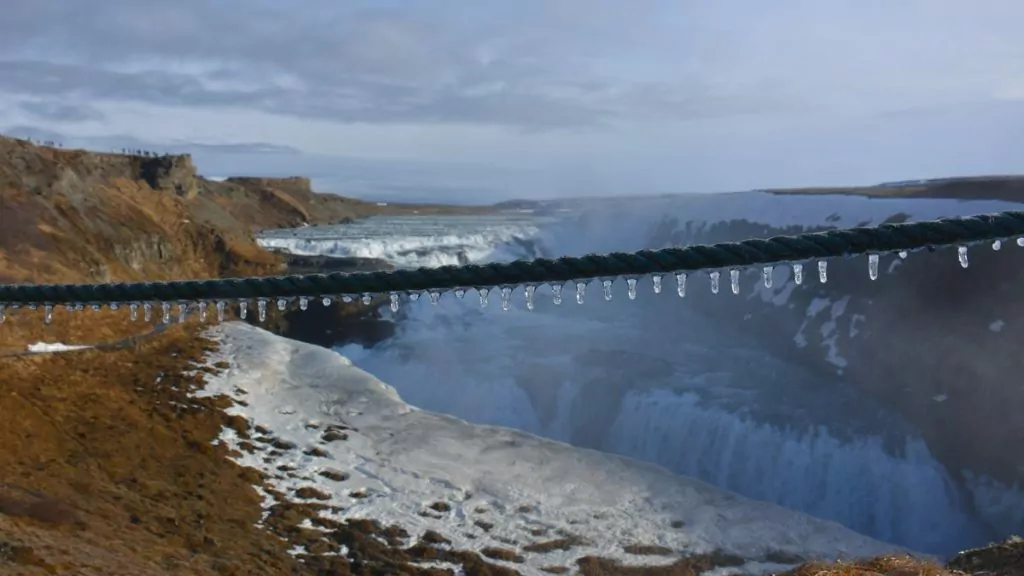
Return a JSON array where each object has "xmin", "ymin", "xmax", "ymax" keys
[{"xmin": 0, "ymin": 324, "xmax": 304, "ymax": 575}]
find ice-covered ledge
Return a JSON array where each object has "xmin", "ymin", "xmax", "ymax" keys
[{"xmin": 193, "ymin": 322, "xmax": 904, "ymax": 574}]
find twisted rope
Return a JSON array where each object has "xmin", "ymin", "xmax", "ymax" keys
[{"xmin": 2, "ymin": 210, "xmax": 1023, "ymax": 306}]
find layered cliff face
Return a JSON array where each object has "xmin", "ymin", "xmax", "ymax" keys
[
  {"xmin": 0, "ymin": 136, "xmax": 278, "ymax": 285},
  {"xmin": 198, "ymin": 176, "xmax": 359, "ymax": 231},
  {"xmin": 0, "ymin": 137, "xmax": 405, "ymax": 356},
  {"xmin": 0, "ymin": 139, "xmax": 199, "ymax": 200}
]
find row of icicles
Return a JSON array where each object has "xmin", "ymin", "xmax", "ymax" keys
[{"xmin": 0, "ymin": 241, "xmax": 1008, "ymax": 325}]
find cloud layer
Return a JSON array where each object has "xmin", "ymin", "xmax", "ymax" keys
[{"xmin": 3, "ymin": 1, "xmax": 1024, "ymax": 201}]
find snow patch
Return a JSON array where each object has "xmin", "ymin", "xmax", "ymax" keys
[
  {"xmin": 821, "ymin": 297, "xmax": 851, "ymax": 370},
  {"xmin": 26, "ymin": 342, "xmax": 92, "ymax": 353}
]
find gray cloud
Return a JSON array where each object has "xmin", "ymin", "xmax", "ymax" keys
[
  {"xmin": 2, "ymin": 125, "xmax": 302, "ymax": 156},
  {"xmin": 18, "ymin": 100, "xmax": 105, "ymax": 122},
  {"xmin": 0, "ymin": 1, "xmax": 624, "ymax": 129},
  {"xmin": 3, "ymin": 1, "xmax": 1024, "ymax": 199},
  {"xmin": 0, "ymin": 1, "xmax": 868, "ymax": 130},
  {"xmin": 0, "ymin": 58, "xmax": 609, "ymax": 129}
]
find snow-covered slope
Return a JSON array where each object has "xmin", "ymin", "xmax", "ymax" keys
[{"xmin": 195, "ymin": 322, "xmax": 904, "ymax": 575}]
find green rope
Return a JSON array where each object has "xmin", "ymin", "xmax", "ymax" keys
[{"xmin": 1, "ymin": 210, "xmax": 1023, "ymax": 306}]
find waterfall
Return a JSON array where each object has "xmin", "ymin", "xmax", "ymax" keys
[{"xmin": 605, "ymin": 389, "xmax": 986, "ymax": 554}]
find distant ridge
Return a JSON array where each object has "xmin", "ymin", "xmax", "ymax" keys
[{"xmin": 766, "ymin": 174, "xmax": 1024, "ymax": 203}]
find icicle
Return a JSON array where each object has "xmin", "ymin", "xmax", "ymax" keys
[
  {"xmin": 709, "ymin": 271, "xmax": 720, "ymax": 294},
  {"xmin": 177, "ymin": 302, "xmax": 188, "ymax": 323},
  {"xmin": 360, "ymin": 294, "xmax": 372, "ymax": 306},
  {"xmin": 675, "ymin": 272, "xmax": 687, "ymax": 298},
  {"xmin": 239, "ymin": 300, "xmax": 248, "ymax": 320},
  {"xmin": 500, "ymin": 286, "xmax": 512, "ymax": 311},
  {"xmin": 602, "ymin": 279, "xmax": 613, "ymax": 301},
  {"xmin": 729, "ymin": 269, "xmax": 740, "ymax": 295},
  {"xmin": 198, "ymin": 301, "xmax": 208, "ymax": 322},
  {"xmin": 161, "ymin": 302, "xmax": 171, "ymax": 324},
  {"xmin": 389, "ymin": 292, "xmax": 400, "ymax": 312},
  {"xmin": 322, "ymin": 296, "xmax": 332, "ymax": 307},
  {"xmin": 552, "ymin": 283, "xmax": 563, "ymax": 305},
  {"xmin": 409, "ymin": 292, "xmax": 421, "ymax": 302},
  {"xmin": 129, "ymin": 302, "xmax": 139, "ymax": 322},
  {"xmin": 818, "ymin": 261, "xmax": 828, "ymax": 284},
  {"xmin": 429, "ymin": 291, "xmax": 441, "ymax": 305},
  {"xmin": 455, "ymin": 289, "xmax": 466, "ymax": 299},
  {"xmin": 958, "ymin": 245, "xmax": 969, "ymax": 268},
  {"xmin": 992, "ymin": 240, "xmax": 1002, "ymax": 251},
  {"xmin": 216, "ymin": 301, "xmax": 226, "ymax": 322},
  {"xmin": 525, "ymin": 285, "xmax": 536, "ymax": 311},
  {"xmin": 299, "ymin": 296, "xmax": 309, "ymax": 311},
  {"xmin": 478, "ymin": 287, "xmax": 490, "ymax": 308},
  {"xmin": 0, "ymin": 303, "xmax": 4, "ymax": 324},
  {"xmin": 257, "ymin": 299, "xmax": 267, "ymax": 322},
  {"xmin": 652, "ymin": 274, "xmax": 663, "ymax": 294},
  {"xmin": 762, "ymin": 266, "xmax": 774, "ymax": 288},
  {"xmin": 144, "ymin": 302, "xmax": 153, "ymax": 322},
  {"xmin": 44, "ymin": 304, "xmax": 53, "ymax": 325},
  {"xmin": 898, "ymin": 250, "xmax": 908, "ymax": 259},
  {"xmin": 868, "ymin": 254, "xmax": 879, "ymax": 281},
  {"xmin": 626, "ymin": 277, "xmax": 638, "ymax": 300},
  {"xmin": 575, "ymin": 281, "xmax": 586, "ymax": 304},
  {"xmin": 276, "ymin": 298, "xmax": 287, "ymax": 311}
]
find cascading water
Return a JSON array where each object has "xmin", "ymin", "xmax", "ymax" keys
[
  {"xmin": 257, "ymin": 214, "xmax": 549, "ymax": 268},
  {"xmin": 606, "ymin": 391, "xmax": 980, "ymax": 554},
  {"xmin": 319, "ymin": 197, "xmax": 1024, "ymax": 556},
  {"xmin": 339, "ymin": 291, "xmax": 992, "ymax": 555}
]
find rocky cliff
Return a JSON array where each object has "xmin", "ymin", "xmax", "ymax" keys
[
  {"xmin": 0, "ymin": 136, "xmax": 425, "ymax": 353},
  {"xmin": 0, "ymin": 136, "xmax": 290, "ymax": 283},
  {"xmin": 0, "ymin": 135, "xmax": 478, "ymax": 284}
]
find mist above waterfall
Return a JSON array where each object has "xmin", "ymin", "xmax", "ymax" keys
[
  {"xmin": 321, "ymin": 192, "xmax": 1024, "ymax": 556},
  {"xmin": 338, "ymin": 287, "xmax": 988, "ymax": 555}
]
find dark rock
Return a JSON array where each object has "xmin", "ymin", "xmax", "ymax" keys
[
  {"xmin": 318, "ymin": 469, "xmax": 348, "ymax": 482},
  {"xmin": 480, "ymin": 547, "xmax": 525, "ymax": 563}
]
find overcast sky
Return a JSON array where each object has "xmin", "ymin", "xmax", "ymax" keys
[{"xmin": 2, "ymin": 1, "xmax": 1023, "ymax": 203}]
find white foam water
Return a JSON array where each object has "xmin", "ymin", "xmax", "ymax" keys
[{"xmin": 258, "ymin": 214, "xmax": 551, "ymax": 268}]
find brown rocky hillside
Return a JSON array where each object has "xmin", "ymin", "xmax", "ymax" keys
[
  {"xmin": 0, "ymin": 135, "xmax": 484, "ymax": 351},
  {"xmin": 0, "ymin": 135, "xmax": 490, "ymax": 284},
  {"xmin": 0, "ymin": 135, "xmax": 278, "ymax": 286}
]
